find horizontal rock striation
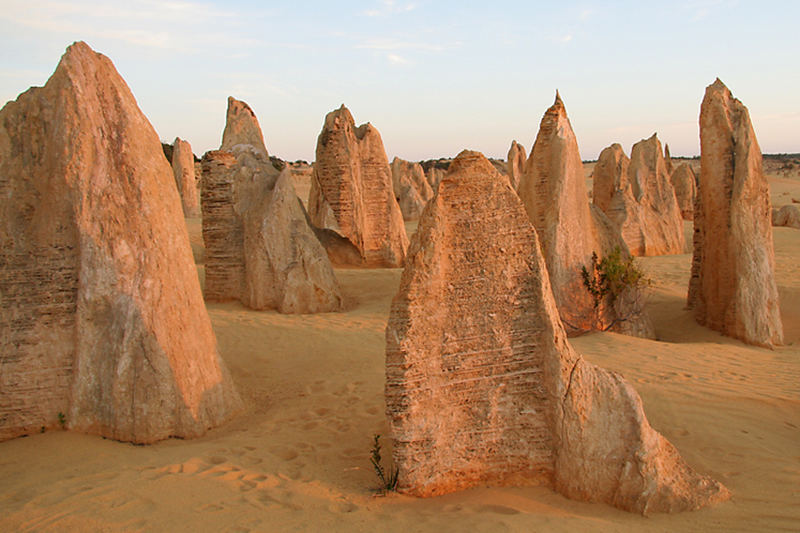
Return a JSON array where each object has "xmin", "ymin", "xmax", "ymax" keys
[
  {"xmin": 387, "ymin": 149, "xmax": 728, "ymax": 514},
  {"xmin": 308, "ymin": 105, "xmax": 408, "ymax": 267}
]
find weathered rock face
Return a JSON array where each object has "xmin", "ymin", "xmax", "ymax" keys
[
  {"xmin": 688, "ymin": 79, "xmax": 783, "ymax": 347},
  {"xmin": 386, "ymin": 150, "xmax": 728, "ymax": 514},
  {"xmin": 664, "ymin": 143, "xmax": 675, "ymax": 175},
  {"xmin": 391, "ymin": 157, "xmax": 434, "ymax": 221},
  {"xmin": 201, "ymin": 148, "xmax": 342, "ymax": 313},
  {"xmin": 308, "ymin": 105, "xmax": 408, "ymax": 267},
  {"xmin": 0, "ymin": 41, "xmax": 241, "ymax": 443},
  {"xmin": 172, "ymin": 137, "xmax": 200, "ymax": 217},
  {"xmin": 506, "ymin": 140, "xmax": 527, "ymax": 190},
  {"xmin": 591, "ymin": 143, "xmax": 629, "ymax": 214},
  {"xmin": 517, "ymin": 93, "xmax": 629, "ymax": 335},
  {"xmin": 671, "ymin": 163, "xmax": 697, "ymax": 220},
  {"xmin": 220, "ymin": 96, "xmax": 269, "ymax": 157},
  {"xmin": 426, "ymin": 166, "xmax": 446, "ymax": 192},
  {"xmin": 596, "ymin": 135, "xmax": 685, "ymax": 256},
  {"xmin": 772, "ymin": 204, "xmax": 800, "ymax": 229}
]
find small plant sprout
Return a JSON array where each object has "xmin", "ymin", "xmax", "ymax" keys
[
  {"xmin": 57, "ymin": 411, "xmax": 66, "ymax": 429},
  {"xmin": 370, "ymin": 434, "xmax": 399, "ymax": 494}
]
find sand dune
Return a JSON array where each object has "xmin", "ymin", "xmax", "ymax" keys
[{"xmin": 0, "ymin": 172, "xmax": 798, "ymax": 532}]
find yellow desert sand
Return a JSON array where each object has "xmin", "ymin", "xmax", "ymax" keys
[{"xmin": 0, "ymin": 162, "xmax": 797, "ymax": 532}]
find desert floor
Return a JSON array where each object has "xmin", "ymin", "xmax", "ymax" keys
[{"xmin": 0, "ymin": 165, "xmax": 798, "ymax": 532}]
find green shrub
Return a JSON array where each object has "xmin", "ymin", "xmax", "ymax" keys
[
  {"xmin": 581, "ymin": 247, "xmax": 649, "ymax": 310},
  {"xmin": 369, "ymin": 434, "xmax": 399, "ymax": 494}
]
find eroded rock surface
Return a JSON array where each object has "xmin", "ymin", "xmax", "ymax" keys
[
  {"xmin": 506, "ymin": 140, "xmax": 527, "ymax": 190},
  {"xmin": 172, "ymin": 137, "xmax": 200, "ymax": 217},
  {"xmin": 391, "ymin": 157, "xmax": 433, "ymax": 220},
  {"xmin": 386, "ymin": 150, "xmax": 728, "ymax": 514},
  {"xmin": 201, "ymin": 147, "xmax": 342, "ymax": 313},
  {"xmin": 0, "ymin": 42, "xmax": 241, "ymax": 443},
  {"xmin": 517, "ymin": 93, "xmax": 631, "ymax": 335},
  {"xmin": 688, "ymin": 79, "xmax": 782, "ymax": 347},
  {"xmin": 220, "ymin": 96, "xmax": 269, "ymax": 157},
  {"xmin": 308, "ymin": 105, "xmax": 408, "ymax": 267},
  {"xmin": 591, "ymin": 143, "xmax": 629, "ymax": 214},
  {"xmin": 594, "ymin": 135, "xmax": 685, "ymax": 256}
]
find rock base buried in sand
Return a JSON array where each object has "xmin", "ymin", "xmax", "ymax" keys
[
  {"xmin": 0, "ymin": 41, "xmax": 241, "ymax": 444},
  {"xmin": 386, "ymin": 149, "xmax": 728, "ymax": 513}
]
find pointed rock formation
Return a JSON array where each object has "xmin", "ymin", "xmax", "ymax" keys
[
  {"xmin": 595, "ymin": 134, "xmax": 685, "ymax": 256},
  {"xmin": 688, "ymin": 79, "xmax": 782, "ymax": 347},
  {"xmin": 506, "ymin": 140, "xmax": 527, "ymax": 190},
  {"xmin": 664, "ymin": 143, "xmax": 675, "ymax": 175},
  {"xmin": 671, "ymin": 163, "xmax": 697, "ymax": 220},
  {"xmin": 201, "ymin": 145, "xmax": 342, "ymax": 313},
  {"xmin": 386, "ymin": 150, "xmax": 728, "ymax": 513},
  {"xmin": 0, "ymin": 42, "xmax": 241, "ymax": 443},
  {"xmin": 308, "ymin": 105, "xmax": 408, "ymax": 267},
  {"xmin": 391, "ymin": 157, "xmax": 434, "ymax": 220},
  {"xmin": 517, "ymin": 93, "xmax": 632, "ymax": 335},
  {"xmin": 220, "ymin": 96, "xmax": 269, "ymax": 157},
  {"xmin": 172, "ymin": 137, "xmax": 200, "ymax": 217}
]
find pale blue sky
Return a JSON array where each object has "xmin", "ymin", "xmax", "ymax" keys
[{"xmin": 1, "ymin": 1, "xmax": 797, "ymax": 162}]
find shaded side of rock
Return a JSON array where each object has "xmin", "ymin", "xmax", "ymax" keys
[
  {"xmin": 688, "ymin": 79, "xmax": 783, "ymax": 347},
  {"xmin": 507, "ymin": 140, "xmax": 527, "ymax": 190},
  {"xmin": 391, "ymin": 157, "xmax": 433, "ymax": 221},
  {"xmin": 201, "ymin": 151, "xmax": 245, "ymax": 302},
  {"xmin": 242, "ymin": 169, "xmax": 343, "ymax": 313}
]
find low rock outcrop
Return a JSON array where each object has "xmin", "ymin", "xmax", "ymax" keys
[
  {"xmin": 172, "ymin": 137, "xmax": 200, "ymax": 217},
  {"xmin": 518, "ymin": 93, "xmax": 635, "ymax": 335},
  {"xmin": 671, "ymin": 163, "xmax": 697, "ymax": 220},
  {"xmin": 201, "ymin": 147, "xmax": 342, "ymax": 313},
  {"xmin": 391, "ymin": 157, "xmax": 433, "ymax": 220},
  {"xmin": 308, "ymin": 105, "xmax": 408, "ymax": 267},
  {"xmin": 220, "ymin": 96, "xmax": 269, "ymax": 157},
  {"xmin": 506, "ymin": 140, "xmax": 527, "ymax": 190},
  {"xmin": 772, "ymin": 204, "xmax": 800, "ymax": 229},
  {"xmin": 688, "ymin": 79, "xmax": 783, "ymax": 347},
  {"xmin": 0, "ymin": 42, "xmax": 241, "ymax": 443},
  {"xmin": 386, "ymin": 150, "xmax": 728, "ymax": 514}
]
